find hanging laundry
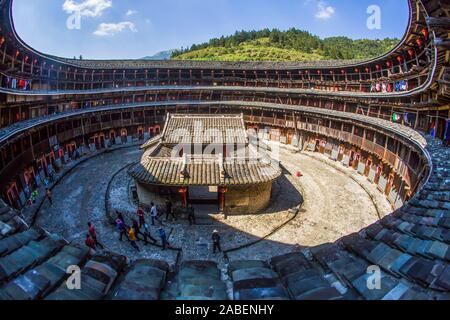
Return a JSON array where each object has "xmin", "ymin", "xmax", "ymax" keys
[
  {"xmin": 403, "ymin": 113, "xmax": 414, "ymax": 126},
  {"xmin": 376, "ymin": 83, "xmax": 381, "ymax": 92},
  {"xmin": 387, "ymin": 83, "xmax": 393, "ymax": 92},
  {"xmin": 395, "ymin": 80, "xmax": 408, "ymax": 92},
  {"xmin": 392, "ymin": 113, "xmax": 401, "ymax": 122}
]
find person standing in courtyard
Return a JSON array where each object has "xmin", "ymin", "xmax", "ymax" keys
[
  {"xmin": 142, "ymin": 222, "xmax": 157, "ymax": 245},
  {"xmin": 212, "ymin": 230, "xmax": 222, "ymax": 254},
  {"xmin": 128, "ymin": 226, "xmax": 140, "ymax": 252},
  {"xmin": 165, "ymin": 199, "xmax": 176, "ymax": 221},
  {"xmin": 85, "ymin": 234, "xmax": 96, "ymax": 253},
  {"xmin": 150, "ymin": 202, "xmax": 160, "ymax": 226},
  {"xmin": 116, "ymin": 211, "xmax": 125, "ymax": 224},
  {"xmin": 159, "ymin": 227, "xmax": 169, "ymax": 251},
  {"xmin": 132, "ymin": 219, "xmax": 145, "ymax": 241},
  {"xmin": 24, "ymin": 184, "xmax": 30, "ymax": 199},
  {"xmin": 88, "ymin": 222, "xmax": 104, "ymax": 249},
  {"xmin": 187, "ymin": 203, "xmax": 196, "ymax": 226},
  {"xmin": 116, "ymin": 217, "xmax": 128, "ymax": 241},
  {"xmin": 137, "ymin": 207, "xmax": 146, "ymax": 227},
  {"xmin": 45, "ymin": 188, "xmax": 53, "ymax": 206}
]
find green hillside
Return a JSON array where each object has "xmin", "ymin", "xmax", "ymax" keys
[{"xmin": 171, "ymin": 28, "xmax": 399, "ymax": 62}]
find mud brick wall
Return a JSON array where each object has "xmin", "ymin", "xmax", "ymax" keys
[{"xmin": 225, "ymin": 181, "xmax": 273, "ymax": 215}]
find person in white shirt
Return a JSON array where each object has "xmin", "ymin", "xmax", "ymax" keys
[{"xmin": 150, "ymin": 202, "xmax": 159, "ymax": 226}]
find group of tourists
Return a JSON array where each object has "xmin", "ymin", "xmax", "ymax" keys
[
  {"xmin": 114, "ymin": 202, "xmax": 171, "ymax": 252},
  {"xmin": 84, "ymin": 199, "xmax": 222, "ymax": 255}
]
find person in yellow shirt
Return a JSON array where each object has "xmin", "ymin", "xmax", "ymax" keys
[{"xmin": 128, "ymin": 227, "xmax": 140, "ymax": 252}]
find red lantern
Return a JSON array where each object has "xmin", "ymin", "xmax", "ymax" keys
[
  {"xmin": 365, "ymin": 67, "xmax": 370, "ymax": 73},
  {"xmin": 376, "ymin": 64, "xmax": 381, "ymax": 70},
  {"xmin": 0, "ymin": 37, "xmax": 5, "ymax": 46},
  {"xmin": 24, "ymin": 56, "xmax": 29, "ymax": 62},
  {"xmin": 386, "ymin": 61, "xmax": 391, "ymax": 68},
  {"xmin": 397, "ymin": 56, "xmax": 403, "ymax": 63},
  {"xmin": 408, "ymin": 49, "xmax": 414, "ymax": 58},
  {"xmin": 421, "ymin": 28, "xmax": 428, "ymax": 40},
  {"xmin": 15, "ymin": 50, "xmax": 20, "ymax": 58},
  {"xmin": 355, "ymin": 68, "xmax": 359, "ymax": 73},
  {"xmin": 341, "ymin": 69, "xmax": 345, "ymax": 74},
  {"xmin": 317, "ymin": 70, "xmax": 321, "ymax": 74},
  {"xmin": 416, "ymin": 39, "xmax": 423, "ymax": 47}
]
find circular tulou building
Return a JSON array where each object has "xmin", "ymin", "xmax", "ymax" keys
[{"xmin": 0, "ymin": 0, "xmax": 449, "ymax": 301}]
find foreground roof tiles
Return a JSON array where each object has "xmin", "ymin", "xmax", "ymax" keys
[
  {"xmin": 162, "ymin": 114, "xmax": 248, "ymax": 145},
  {"xmin": 129, "ymin": 113, "xmax": 282, "ymax": 186}
]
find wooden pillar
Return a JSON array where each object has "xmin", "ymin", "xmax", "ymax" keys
[
  {"xmin": 218, "ymin": 187, "xmax": 228, "ymax": 212},
  {"xmin": 178, "ymin": 187, "xmax": 188, "ymax": 208}
]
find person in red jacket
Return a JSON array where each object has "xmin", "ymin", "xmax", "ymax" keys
[
  {"xmin": 137, "ymin": 207, "xmax": 146, "ymax": 227},
  {"xmin": 88, "ymin": 222, "xmax": 104, "ymax": 249},
  {"xmin": 85, "ymin": 234, "xmax": 96, "ymax": 252}
]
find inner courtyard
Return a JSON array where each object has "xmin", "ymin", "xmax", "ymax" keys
[{"xmin": 33, "ymin": 140, "xmax": 392, "ymax": 267}]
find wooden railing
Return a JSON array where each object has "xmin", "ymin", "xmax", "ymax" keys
[{"xmin": 244, "ymin": 115, "xmax": 419, "ymax": 187}]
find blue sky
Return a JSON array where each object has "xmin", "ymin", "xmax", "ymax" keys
[{"xmin": 12, "ymin": 0, "xmax": 410, "ymax": 59}]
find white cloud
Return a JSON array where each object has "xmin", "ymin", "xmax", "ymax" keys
[
  {"xmin": 315, "ymin": 1, "xmax": 335, "ymax": 20},
  {"xmin": 93, "ymin": 21, "xmax": 137, "ymax": 36},
  {"xmin": 126, "ymin": 9, "xmax": 137, "ymax": 16},
  {"xmin": 63, "ymin": 0, "xmax": 112, "ymax": 17}
]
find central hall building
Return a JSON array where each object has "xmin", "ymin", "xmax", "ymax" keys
[{"xmin": 128, "ymin": 114, "xmax": 282, "ymax": 215}]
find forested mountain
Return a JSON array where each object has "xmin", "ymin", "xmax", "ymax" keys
[{"xmin": 171, "ymin": 28, "xmax": 399, "ymax": 62}]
